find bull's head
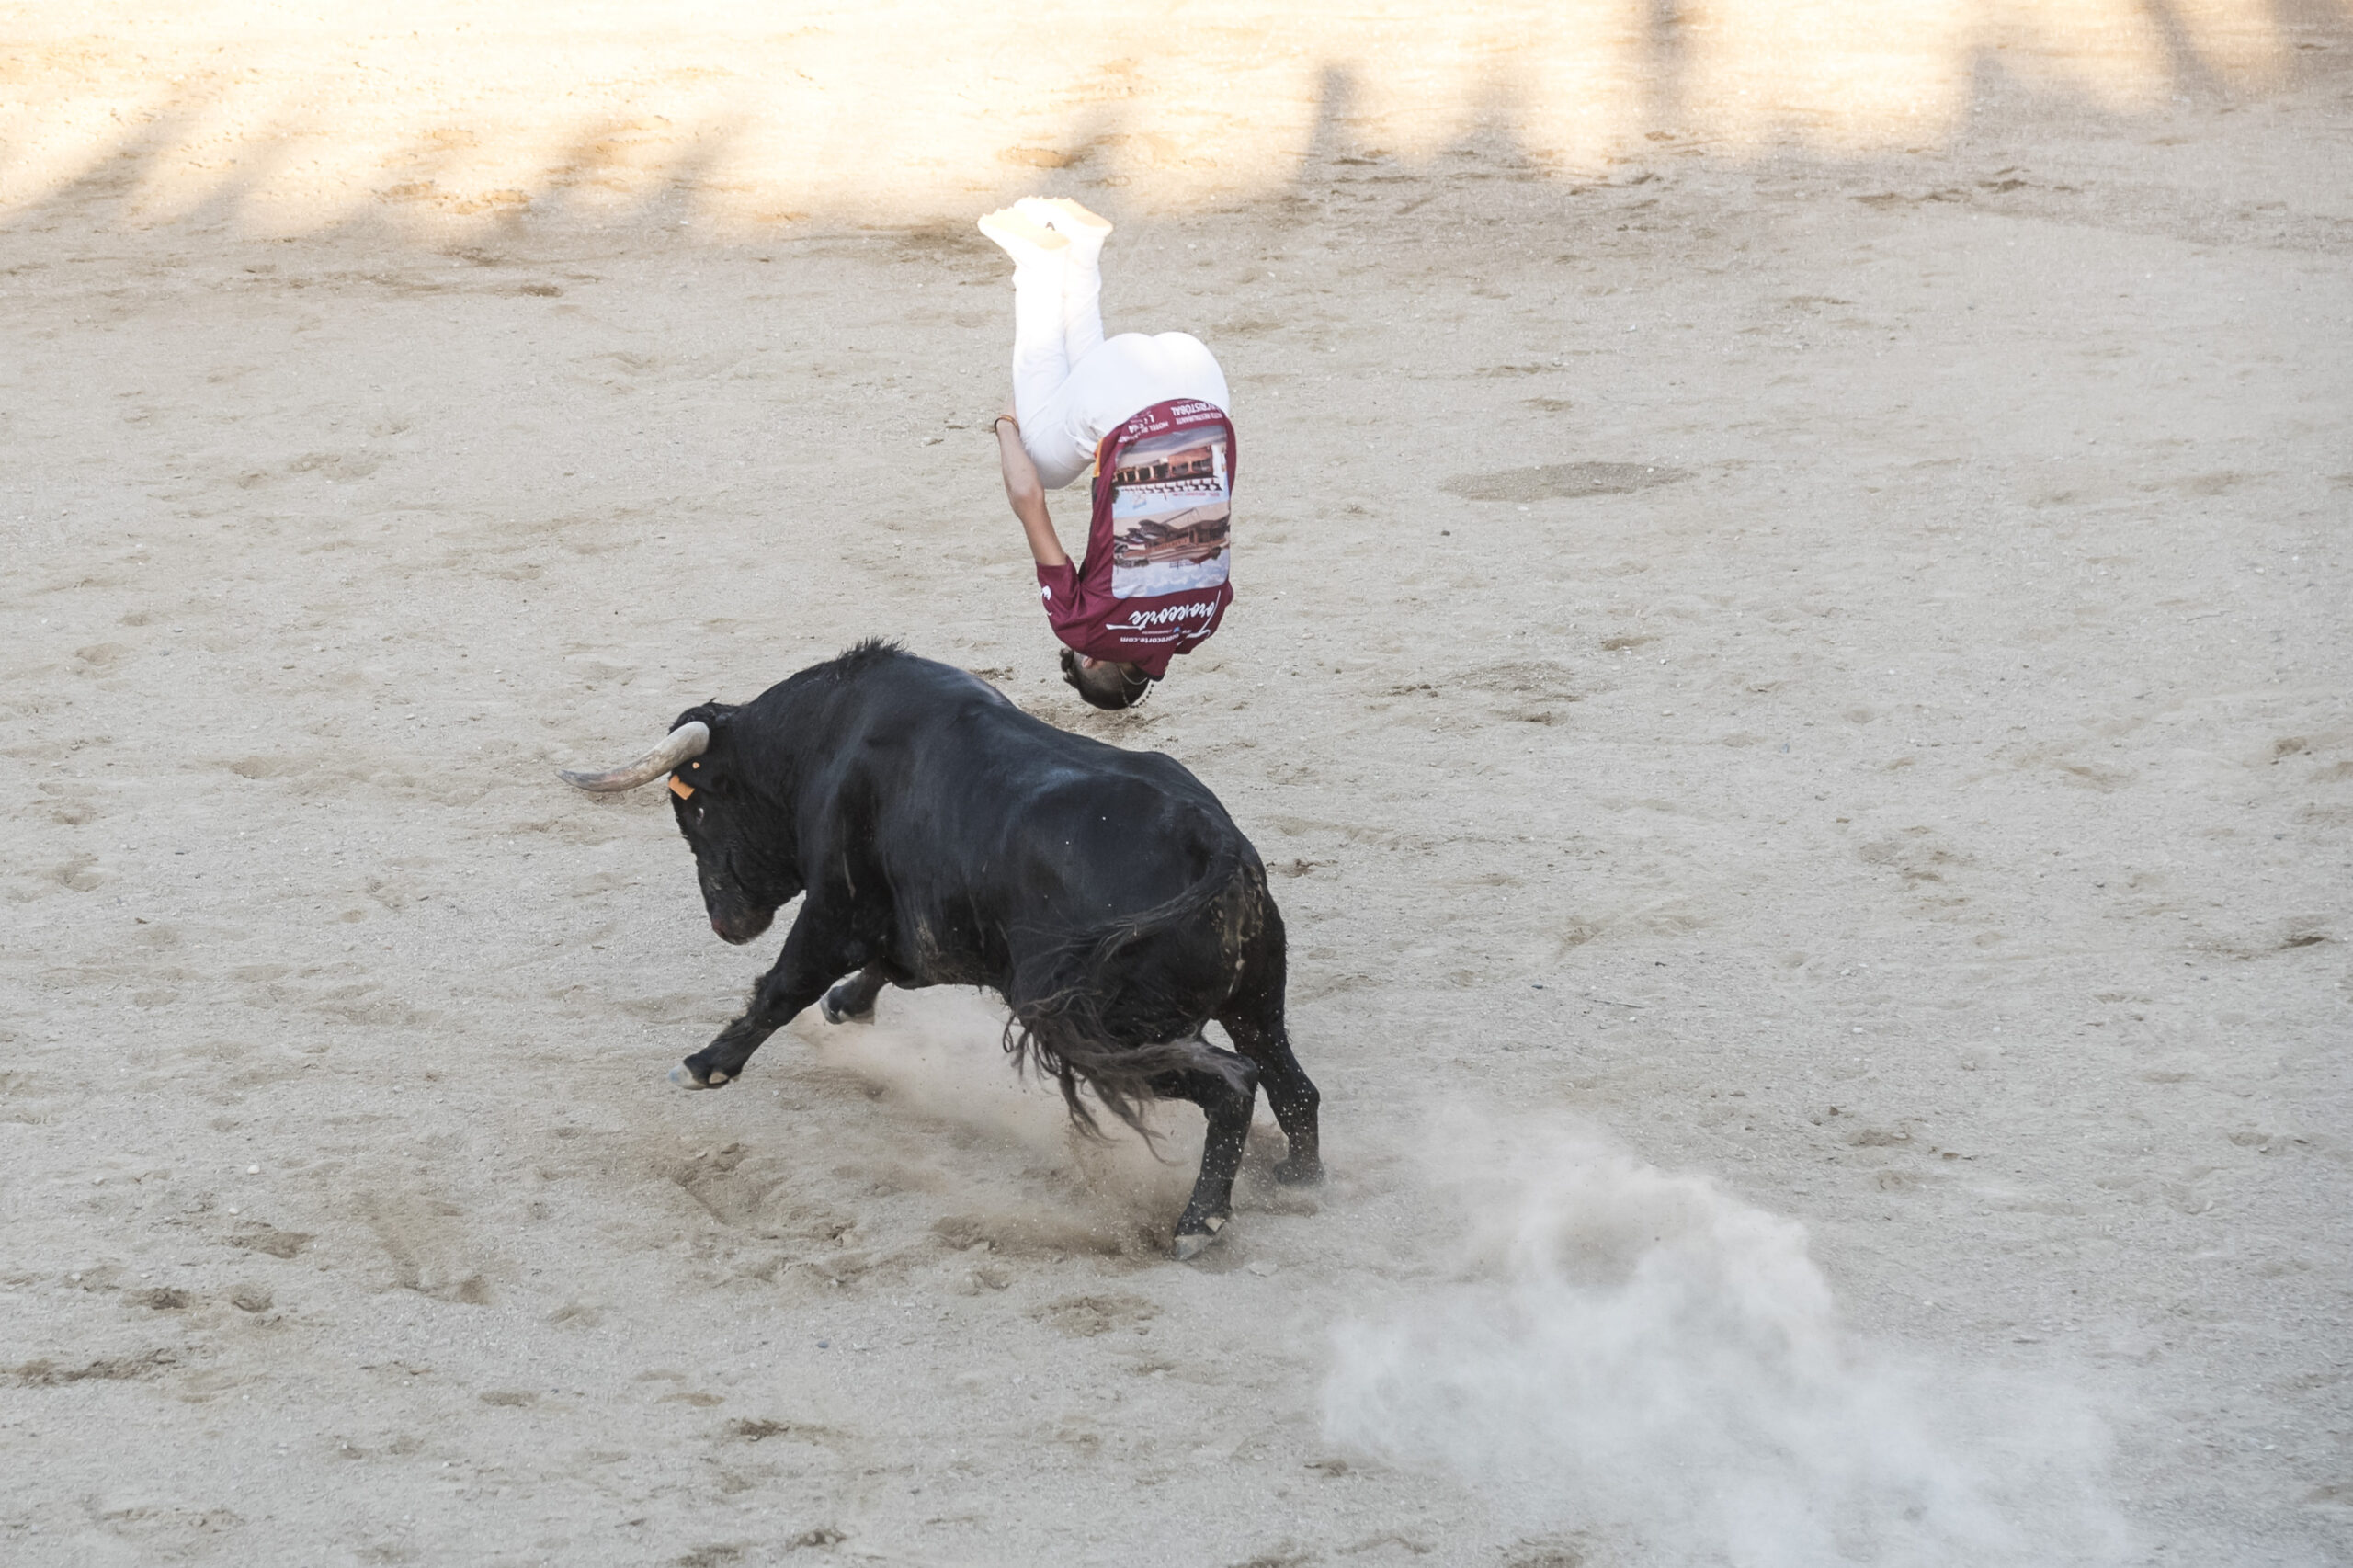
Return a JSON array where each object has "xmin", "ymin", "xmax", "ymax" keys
[{"xmin": 557, "ymin": 706, "xmax": 801, "ymax": 946}]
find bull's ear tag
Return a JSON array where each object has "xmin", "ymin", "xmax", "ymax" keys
[{"xmin": 668, "ymin": 775, "xmax": 696, "ymax": 801}]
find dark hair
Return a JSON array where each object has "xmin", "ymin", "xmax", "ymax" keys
[{"xmin": 1060, "ymin": 648, "xmax": 1155, "ymax": 710}]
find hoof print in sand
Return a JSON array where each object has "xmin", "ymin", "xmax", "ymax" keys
[{"xmin": 1033, "ymin": 1292, "xmax": 1159, "ymax": 1337}]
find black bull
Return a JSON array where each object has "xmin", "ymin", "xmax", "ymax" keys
[{"xmin": 559, "ymin": 642, "xmax": 1323, "ymax": 1257}]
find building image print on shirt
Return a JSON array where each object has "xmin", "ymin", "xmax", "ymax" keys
[{"xmin": 1108, "ymin": 424, "xmax": 1232, "ymax": 599}]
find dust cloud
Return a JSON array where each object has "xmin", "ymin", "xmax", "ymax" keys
[
  {"xmin": 1324, "ymin": 1116, "xmax": 2128, "ymax": 1567},
  {"xmin": 797, "ymin": 986, "xmax": 1202, "ymax": 1222}
]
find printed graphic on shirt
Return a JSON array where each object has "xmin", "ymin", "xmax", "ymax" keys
[{"xmin": 1108, "ymin": 424, "xmax": 1231, "ymax": 599}]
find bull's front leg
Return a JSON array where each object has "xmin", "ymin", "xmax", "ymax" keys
[{"xmin": 676, "ymin": 907, "xmax": 865, "ymax": 1089}]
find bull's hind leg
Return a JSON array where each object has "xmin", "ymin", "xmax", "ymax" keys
[
  {"xmin": 1222, "ymin": 1013, "xmax": 1322, "ymax": 1186},
  {"xmin": 1164, "ymin": 1051, "xmax": 1262, "ymax": 1261},
  {"xmin": 820, "ymin": 963, "xmax": 888, "ymax": 1025},
  {"xmin": 1216, "ymin": 906, "xmax": 1324, "ymax": 1186}
]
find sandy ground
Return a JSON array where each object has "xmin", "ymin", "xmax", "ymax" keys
[{"xmin": 5, "ymin": 5, "xmax": 2352, "ymax": 1566}]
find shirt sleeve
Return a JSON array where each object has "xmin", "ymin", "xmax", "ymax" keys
[{"xmin": 1035, "ymin": 560, "xmax": 1083, "ymax": 631}]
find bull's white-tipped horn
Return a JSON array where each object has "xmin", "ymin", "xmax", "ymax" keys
[{"xmin": 557, "ymin": 721, "xmax": 710, "ymax": 792}]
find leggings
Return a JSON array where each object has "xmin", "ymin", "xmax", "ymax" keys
[{"xmin": 1010, "ymin": 239, "xmax": 1230, "ymax": 491}]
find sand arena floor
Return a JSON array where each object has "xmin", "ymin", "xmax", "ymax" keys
[{"xmin": 2, "ymin": 4, "xmax": 2349, "ymax": 1564}]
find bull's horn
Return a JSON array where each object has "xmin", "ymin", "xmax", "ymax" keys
[{"xmin": 557, "ymin": 721, "xmax": 710, "ymax": 792}]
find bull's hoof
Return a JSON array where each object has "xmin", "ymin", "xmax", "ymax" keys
[
  {"xmin": 1170, "ymin": 1213, "xmax": 1229, "ymax": 1262},
  {"xmin": 1275, "ymin": 1156, "xmax": 1325, "ymax": 1187},
  {"xmin": 668, "ymin": 1064, "xmax": 733, "ymax": 1090},
  {"xmin": 819, "ymin": 989, "xmax": 875, "ymax": 1027}
]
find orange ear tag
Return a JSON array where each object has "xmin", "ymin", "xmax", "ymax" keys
[{"xmin": 668, "ymin": 775, "xmax": 696, "ymax": 801}]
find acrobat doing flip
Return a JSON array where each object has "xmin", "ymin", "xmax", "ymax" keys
[{"xmin": 981, "ymin": 199, "xmax": 1234, "ymax": 710}]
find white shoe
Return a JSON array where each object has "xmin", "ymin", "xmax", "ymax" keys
[
  {"xmin": 978, "ymin": 208, "xmax": 1068, "ymax": 262},
  {"xmin": 1036, "ymin": 197, "xmax": 1113, "ymax": 240},
  {"xmin": 1013, "ymin": 196, "xmax": 1064, "ymax": 232}
]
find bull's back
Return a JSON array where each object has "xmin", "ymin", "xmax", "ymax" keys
[{"xmin": 896, "ymin": 699, "xmax": 1245, "ymax": 927}]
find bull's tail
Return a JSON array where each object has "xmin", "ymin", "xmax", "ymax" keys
[{"xmin": 1004, "ymin": 836, "xmax": 1257, "ymax": 1142}]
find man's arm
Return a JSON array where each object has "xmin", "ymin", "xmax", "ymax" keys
[{"xmin": 995, "ymin": 413, "xmax": 1070, "ymax": 570}]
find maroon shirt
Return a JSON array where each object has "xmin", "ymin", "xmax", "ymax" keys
[{"xmin": 1036, "ymin": 398, "xmax": 1234, "ymax": 679}]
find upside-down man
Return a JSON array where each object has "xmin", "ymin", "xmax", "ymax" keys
[{"xmin": 981, "ymin": 198, "xmax": 1236, "ymax": 710}]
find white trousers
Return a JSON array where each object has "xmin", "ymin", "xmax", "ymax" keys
[{"xmin": 1010, "ymin": 244, "xmax": 1229, "ymax": 491}]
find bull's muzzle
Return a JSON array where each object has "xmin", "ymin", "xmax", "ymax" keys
[{"xmin": 710, "ymin": 910, "xmax": 774, "ymax": 946}]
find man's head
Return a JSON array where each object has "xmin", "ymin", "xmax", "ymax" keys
[{"xmin": 1061, "ymin": 649, "xmax": 1155, "ymax": 710}]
